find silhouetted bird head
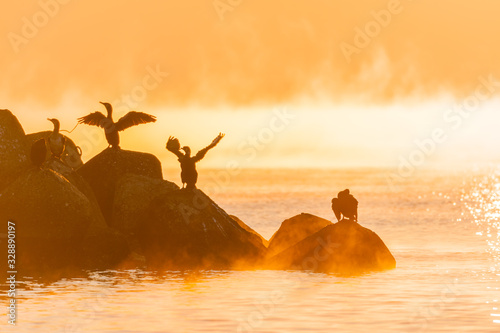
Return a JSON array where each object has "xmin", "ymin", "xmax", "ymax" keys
[
  {"xmin": 99, "ymin": 102, "xmax": 113, "ymax": 116},
  {"xmin": 181, "ymin": 146, "xmax": 191, "ymax": 156},
  {"xmin": 47, "ymin": 118, "xmax": 60, "ymax": 132}
]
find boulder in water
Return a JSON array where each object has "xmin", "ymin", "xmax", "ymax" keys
[
  {"xmin": 267, "ymin": 213, "xmax": 332, "ymax": 256},
  {"xmin": 230, "ymin": 215, "xmax": 269, "ymax": 248},
  {"xmin": 140, "ymin": 189, "xmax": 267, "ymax": 269},
  {"xmin": 0, "ymin": 168, "xmax": 99, "ymax": 270},
  {"xmin": 80, "ymin": 224, "xmax": 132, "ymax": 269},
  {"xmin": 0, "ymin": 166, "xmax": 130, "ymax": 272},
  {"xmin": 266, "ymin": 217, "xmax": 396, "ymax": 274}
]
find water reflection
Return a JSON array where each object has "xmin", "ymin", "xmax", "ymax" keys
[
  {"xmin": 461, "ymin": 167, "xmax": 500, "ymax": 325},
  {"xmin": 1, "ymin": 169, "xmax": 499, "ymax": 332}
]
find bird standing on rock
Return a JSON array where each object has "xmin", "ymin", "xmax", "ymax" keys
[
  {"xmin": 47, "ymin": 118, "xmax": 66, "ymax": 159},
  {"xmin": 77, "ymin": 102, "xmax": 156, "ymax": 149},
  {"xmin": 332, "ymin": 189, "xmax": 358, "ymax": 222},
  {"xmin": 167, "ymin": 133, "xmax": 225, "ymax": 189}
]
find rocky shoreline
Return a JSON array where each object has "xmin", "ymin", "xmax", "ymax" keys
[{"xmin": 0, "ymin": 109, "xmax": 396, "ymax": 275}]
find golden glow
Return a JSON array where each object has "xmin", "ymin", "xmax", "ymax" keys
[
  {"xmin": 11, "ymin": 98, "xmax": 500, "ymax": 168},
  {"xmin": 2, "ymin": 1, "xmax": 500, "ymax": 167}
]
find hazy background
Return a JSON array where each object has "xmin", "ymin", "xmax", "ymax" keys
[{"xmin": 1, "ymin": 0, "xmax": 500, "ymax": 168}]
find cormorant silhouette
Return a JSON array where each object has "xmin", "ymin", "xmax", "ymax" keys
[
  {"xmin": 31, "ymin": 138, "xmax": 47, "ymax": 168},
  {"xmin": 77, "ymin": 102, "xmax": 156, "ymax": 148},
  {"xmin": 166, "ymin": 133, "xmax": 225, "ymax": 189},
  {"xmin": 332, "ymin": 189, "xmax": 358, "ymax": 222},
  {"xmin": 47, "ymin": 118, "xmax": 66, "ymax": 159}
]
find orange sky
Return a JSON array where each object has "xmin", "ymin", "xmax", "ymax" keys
[{"xmin": 1, "ymin": 0, "xmax": 500, "ymax": 168}]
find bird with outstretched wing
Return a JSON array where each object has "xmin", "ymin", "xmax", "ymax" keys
[
  {"xmin": 77, "ymin": 102, "xmax": 157, "ymax": 148},
  {"xmin": 194, "ymin": 132, "xmax": 225, "ymax": 161},
  {"xmin": 115, "ymin": 112, "xmax": 157, "ymax": 131},
  {"xmin": 166, "ymin": 136, "xmax": 184, "ymax": 158},
  {"xmin": 77, "ymin": 111, "xmax": 107, "ymax": 127},
  {"xmin": 166, "ymin": 133, "xmax": 225, "ymax": 189}
]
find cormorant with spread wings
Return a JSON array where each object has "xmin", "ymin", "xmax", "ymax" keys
[
  {"xmin": 166, "ymin": 133, "xmax": 225, "ymax": 189},
  {"xmin": 77, "ymin": 102, "xmax": 156, "ymax": 148}
]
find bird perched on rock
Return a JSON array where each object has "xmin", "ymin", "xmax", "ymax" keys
[
  {"xmin": 47, "ymin": 118, "xmax": 66, "ymax": 159},
  {"xmin": 166, "ymin": 133, "xmax": 225, "ymax": 189},
  {"xmin": 332, "ymin": 189, "xmax": 358, "ymax": 222},
  {"xmin": 77, "ymin": 102, "xmax": 156, "ymax": 149},
  {"xmin": 31, "ymin": 138, "xmax": 47, "ymax": 168}
]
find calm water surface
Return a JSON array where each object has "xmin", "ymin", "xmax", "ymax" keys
[{"xmin": 1, "ymin": 168, "xmax": 500, "ymax": 332}]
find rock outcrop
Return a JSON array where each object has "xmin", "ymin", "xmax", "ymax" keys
[
  {"xmin": 230, "ymin": 215, "xmax": 269, "ymax": 247},
  {"xmin": 26, "ymin": 131, "xmax": 83, "ymax": 169},
  {"xmin": 111, "ymin": 176, "xmax": 270, "ymax": 269},
  {"xmin": 0, "ymin": 167, "xmax": 129, "ymax": 271},
  {"xmin": 267, "ymin": 213, "xmax": 332, "ymax": 256},
  {"xmin": 0, "ymin": 110, "xmax": 29, "ymax": 190},
  {"xmin": 112, "ymin": 174, "xmax": 179, "ymax": 236},
  {"xmin": 139, "ymin": 189, "xmax": 267, "ymax": 269},
  {"xmin": 0, "ymin": 110, "xmax": 396, "ymax": 275},
  {"xmin": 44, "ymin": 158, "xmax": 107, "ymax": 234},
  {"xmin": 80, "ymin": 223, "xmax": 131, "ymax": 269},
  {"xmin": 266, "ymin": 217, "xmax": 396, "ymax": 274},
  {"xmin": 77, "ymin": 148, "xmax": 163, "ymax": 223}
]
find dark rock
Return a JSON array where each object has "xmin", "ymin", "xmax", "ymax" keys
[
  {"xmin": 44, "ymin": 158, "xmax": 106, "ymax": 225},
  {"xmin": 0, "ymin": 168, "xmax": 99, "ymax": 270},
  {"xmin": 230, "ymin": 215, "xmax": 269, "ymax": 247},
  {"xmin": 112, "ymin": 174, "xmax": 179, "ymax": 236},
  {"xmin": 141, "ymin": 189, "xmax": 267, "ymax": 269},
  {"xmin": 0, "ymin": 167, "xmax": 130, "ymax": 272},
  {"xmin": 266, "ymin": 218, "xmax": 396, "ymax": 274},
  {"xmin": 267, "ymin": 213, "xmax": 332, "ymax": 256},
  {"xmin": 80, "ymin": 224, "xmax": 131, "ymax": 269},
  {"xmin": 77, "ymin": 148, "xmax": 163, "ymax": 224},
  {"xmin": 26, "ymin": 131, "xmax": 83, "ymax": 169},
  {"xmin": 0, "ymin": 110, "xmax": 29, "ymax": 190},
  {"xmin": 45, "ymin": 159, "xmax": 100, "ymax": 203}
]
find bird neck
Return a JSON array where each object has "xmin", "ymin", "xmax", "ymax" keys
[
  {"xmin": 52, "ymin": 121, "xmax": 60, "ymax": 134},
  {"xmin": 106, "ymin": 105, "xmax": 113, "ymax": 119}
]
